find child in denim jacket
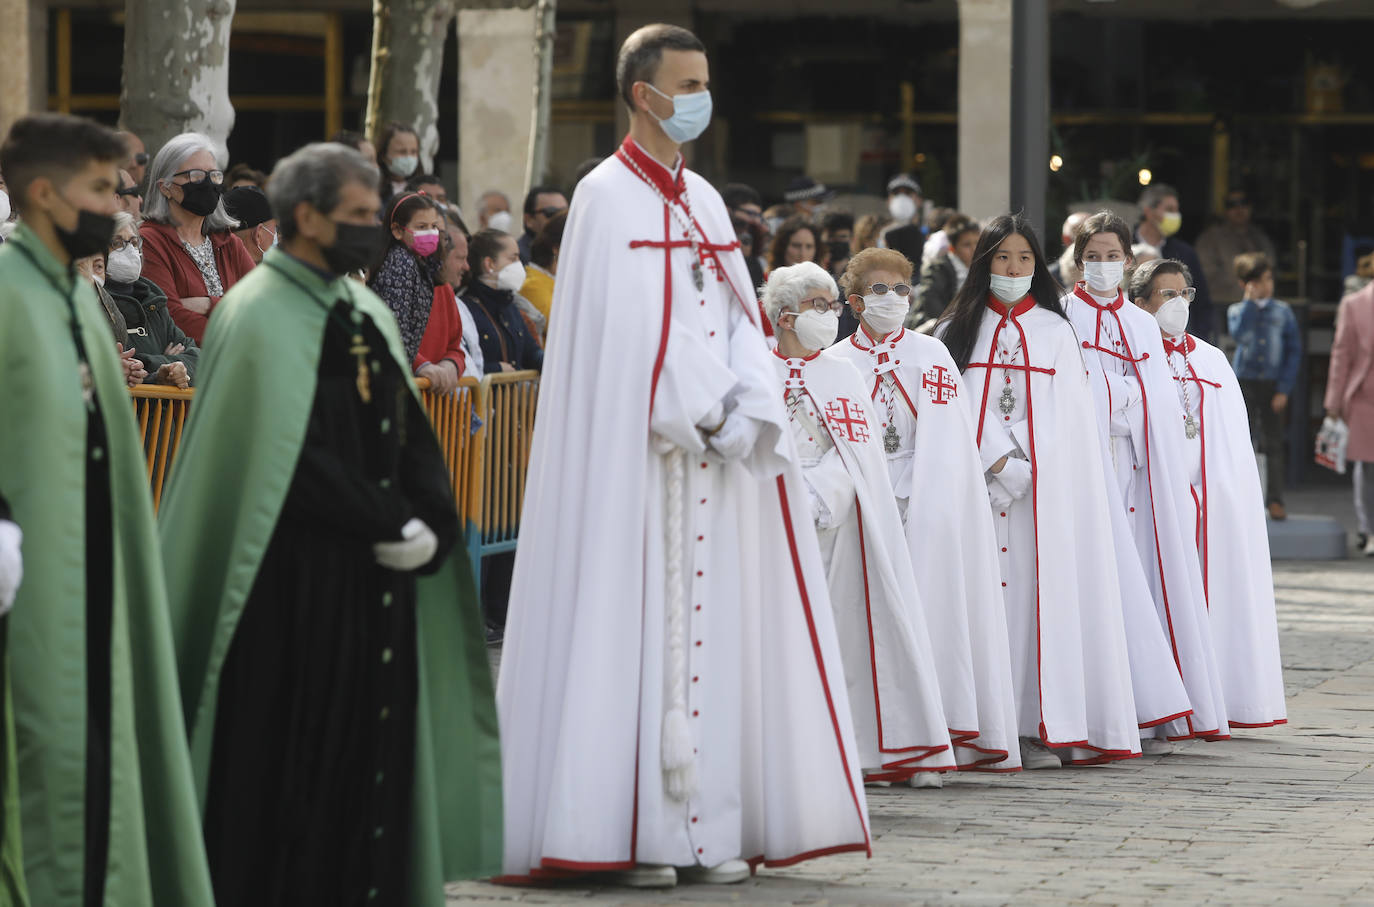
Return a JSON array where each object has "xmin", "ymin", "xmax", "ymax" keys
[{"xmin": 1227, "ymin": 252, "xmax": 1301, "ymax": 519}]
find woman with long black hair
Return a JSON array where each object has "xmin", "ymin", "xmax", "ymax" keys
[{"xmin": 936, "ymin": 214, "xmax": 1190, "ymax": 771}]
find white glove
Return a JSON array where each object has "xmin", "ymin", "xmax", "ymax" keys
[
  {"xmin": 995, "ymin": 457, "xmax": 1033, "ymax": 500},
  {"xmin": 986, "ymin": 477, "xmax": 1014, "ymax": 509},
  {"xmin": 0, "ymin": 520, "xmax": 22, "ymax": 616},
  {"xmin": 697, "ymin": 401, "xmax": 726, "ymax": 432},
  {"xmin": 372, "ymin": 518, "xmax": 438, "ymax": 572},
  {"xmin": 708, "ymin": 411, "xmax": 760, "ymax": 461}
]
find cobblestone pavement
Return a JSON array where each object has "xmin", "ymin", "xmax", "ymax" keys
[{"xmin": 450, "ymin": 556, "xmax": 1374, "ymax": 906}]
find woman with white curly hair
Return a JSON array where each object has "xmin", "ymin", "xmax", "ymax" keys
[{"xmin": 763, "ymin": 261, "xmax": 955, "ymax": 787}]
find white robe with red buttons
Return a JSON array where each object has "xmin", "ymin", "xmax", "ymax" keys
[
  {"xmin": 955, "ymin": 299, "xmax": 1142, "ymax": 762},
  {"xmin": 1163, "ymin": 334, "xmax": 1287, "ymax": 730},
  {"xmin": 833, "ymin": 327, "xmax": 1020, "ymax": 770},
  {"xmin": 497, "ymin": 142, "xmax": 870, "ymax": 879},
  {"xmin": 770, "ymin": 349, "xmax": 955, "ymax": 779},
  {"xmin": 1065, "ymin": 285, "xmax": 1229, "ymax": 740}
]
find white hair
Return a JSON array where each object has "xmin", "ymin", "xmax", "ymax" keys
[
  {"xmin": 142, "ymin": 132, "xmax": 239, "ymax": 232},
  {"xmin": 112, "ymin": 211, "xmax": 138, "ymax": 236},
  {"xmin": 760, "ymin": 261, "xmax": 838, "ymax": 325}
]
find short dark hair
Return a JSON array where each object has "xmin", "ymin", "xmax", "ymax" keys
[
  {"xmin": 722, "ymin": 183, "xmax": 762, "ymax": 211},
  {"xmin": 0, "ymin": 113, "xmax": 126, "ymax": 214},
  {"xmin": 406, "ymin": 172, "xmax": 444, "ymax": 192},
  {"xmin": 821, "ymin": 212, "xmax": 855, "ymax": 237},
  {"xmin": 530, "ymin": 210, "xmax": 567, "ymax": 268},
  {"xmin": 1073, "ymin": 211, "xmax": 1132, "ymax": 267},
  {"xmin": 523, "ymin": 185, "xmax": 563, "ymax": 216},
  {"xmin": 1234, "ymin": 251, "xmax": 1272, "ymax": 284},
  {"xmin": 329, "ymin": 129, "xmax": 367, "ymax": 150},
  {"xmin": 1129, "ymin": 258, "xmax": 1193, "ymax": 302},
  {"xmin": 768, "ymin": 217, "xmax": 819, "ymax": 271},
  {"xmin": 1139, "ymin": 183, "xmax": 1178, "ymax": 210},
  {"xmin": 616, "ymin": 24, "xmax": 706, "ymax": 110},
  {"xmin": 467, "ymin": 227, "xmax": 510, "ymax": 278},
  {"xmin": 226, "ymin": 162, "xmax": 267, "ymax": 188}
]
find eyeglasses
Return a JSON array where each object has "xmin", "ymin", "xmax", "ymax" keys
[
  {"xmin": 109, "ymin": 235, "xmax": 143, "ymax": 253},
  {"xmin": 1155, "ymin": 287, "xmax": 1197, "ymax": 302},
  {"xmin": 115, "ymin": 185, "xmax": 142, "ymax": 198},
  {"xmin": 171, "ymin": 168, "xmax": 225, "ymax": 186},
  {"xmin": 865, "ymin": 283, "xmax": 912, "ymax": 298},
  {"xmin": 794, "ymin": 296, "xmax": 844, "ymax": 314},
  {"xmin": 536, "ymin": 206, "xmax": 566, "ymax": 219}
]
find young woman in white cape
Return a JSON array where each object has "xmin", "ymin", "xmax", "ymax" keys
[
  {"xmin": 935, "ymin": 214, "xmax": 1157, "ymax": 769},
  {"xmin": 1129, "ymin": 258, "xmax": 1287, "ymax": 730}
]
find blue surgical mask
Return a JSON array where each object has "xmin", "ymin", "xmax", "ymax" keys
[
  {"xmin": 389, "ymin": 155, "xmax": 418, "ymax": 179},
  {"xmin": 646, "ymin": 83, "xmax": 713, "ymax": 145}
]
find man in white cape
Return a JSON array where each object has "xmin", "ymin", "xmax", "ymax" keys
[
  {"xmin": 831, "ymin": 247, "xmax": 1020, "ymax": 772},
  {"xmin": 1062, "ymin": 213, "xmax": 1229, "ymax": 745},
  {"xmin": 1130, "ymin": 258, "xmax": 1287, "ymax": 730},
  {"xmin": 496, "ymin": 25, "xmax": 870, "ymax": 888},
  {"xmin": 761, "ymin": 262, "xmax": 959, "ymax": 785}
]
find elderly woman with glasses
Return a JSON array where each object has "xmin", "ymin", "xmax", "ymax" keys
[
  {"xmin": 139, "ymin": 132, "xmax": 256, "ymax": 343},
  {"xmin": 762, "ymin": 261, "xmax": 955, "ymax": 786},
  {"xmin": 104, "ymin": 211, "xmax": 200, "ymax": 387}
]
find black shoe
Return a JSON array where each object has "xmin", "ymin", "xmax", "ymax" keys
[{"xmin": 1358, "ymin": 532, "xmax": 1369, "ymax": 550}]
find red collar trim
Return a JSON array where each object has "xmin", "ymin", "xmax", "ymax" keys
[
  {"xmin": 852, "ymin": 325, "xmax": 904, "ymax": 350},
  {"xmin": 773, "ymin": 348, "xmax": 823, "ymax": 363},
  {"xmin": 985, "ymin": 294, "xmax": 1036, "ymax": 318},
  {"xmin": 615, "ymin": 136, "xmax": 685, "ymax": 201},
  {"xmin": 1163, "ymin": 334, "xmax": 1195, "ymax": 356},
  {"xmin": 1073, "ymin": 283, "xmax": 1124, "ymax": 311}
]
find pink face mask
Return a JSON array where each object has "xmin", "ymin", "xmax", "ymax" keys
[{"xmin": 406, "ymin": 227, "xmax": 441, "ymax": 257}]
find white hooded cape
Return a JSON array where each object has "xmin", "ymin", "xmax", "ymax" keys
[
  {"xmin": 833, "ymin": 327, "xmax": 1020, "ymax": 770},
  {"xmin": 496, "ymin": 139, "xmax": 870, "ymax": 879},
  {"xmin": 1065, "ymin": 286, "xmax": 1229, "ymax": 740},
  {"xmin": 771, "ymin": 349, "xmax": 956, "ymax": 778},
  {"xmin": 957, "ymin": 298, "xmax": 1142, "ymax": 762},
  {"xmin": 1165, "ymin": 334, "xmax": 1287, "ymax": 729}
]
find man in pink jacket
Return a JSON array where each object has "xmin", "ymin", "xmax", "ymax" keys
[{"xmin": 1326, "ymin": 281, "xmax": 1374, "ymax": 555}]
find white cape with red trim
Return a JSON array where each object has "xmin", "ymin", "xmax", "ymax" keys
[
  {"xmin": 1065, "ymin": 289, "xmax": 1229, "ymax": 740},
  {"xmin": 771, "ymin": 350, "xmax": 955, "ymax": 778},
  {"xmin": 957, "ymin": 304, "xmax": 1142, "ymax": 759},
  {"xmin": 833, "ymin": 329, "xmax": 1020, "ymax": 770},
  {"xmin": 1173, "ymin": 336, "xmax": 1287, "ymax": 728},
  {"xmin": 497, "ymin": 147, "xmax": 870, "ymax": 879}
]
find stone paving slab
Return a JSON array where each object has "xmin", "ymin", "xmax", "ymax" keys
[{"xmin": 449, "ymin": 559, "xmax": 1374, "ymax": 906}]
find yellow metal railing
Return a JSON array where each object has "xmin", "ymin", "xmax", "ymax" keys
[{"xmin": 128, "ymin": 370, "xmax": 541, "ymax": 573}]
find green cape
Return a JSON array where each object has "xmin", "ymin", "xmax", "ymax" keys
[
  {"xmin": 158, "ymin": 247, "xmax": 502, "ymax": 901},
  {"xmin": 0, "ymin": 225, "xmax": 214, "ymax": 905}
]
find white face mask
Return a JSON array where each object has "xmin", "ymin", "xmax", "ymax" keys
[
  {"xmin": 495, "ymin": 260, "xmax": 527, "ymax": 293},
  {"xmin": 91, "ymin": 273, "xmax": 105, "ymax": 288},
  {"xmin": 1083, "ymin": 260, "xmax": 1125, "ymax": 294},
  {"xmin": 0, "ymin": 189, "xmax": 10, "ymax": 224},
  {"xmin": 106, "ymin": 246, "xmax": 143, "ymax": 284},
  {"xmin": 861, "ymin": 291, "xmax": 908, "ymax": 334},
  {"xmin": 487, "ymin": 210, "xmax": 513, "ymax": 233},
  {"xmin": 792, "ymin": 309, "xmax": 839, "ymax": 351},
  {"xmin": 1154, "ymin": 297, "xmax": 1191, "ymax": 337},
  {"xmin": 887, "ymin": 194, "xmax": 917, "ymax": 224},
  {"xmin": 989, "ymin": 273, "xmax": 1033, "ymax": 304}
]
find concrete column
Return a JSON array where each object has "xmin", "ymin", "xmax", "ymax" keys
[
  {"xmin": 956, "ymin": 0, "xmax": 1013, "ymax": 222},
  {"xmin": 457, "ymin": 6, "xmax": 538, "ymax": 213},
  {"xmin": 0, "ymin": 0, "xmax": 31, "ymax": 139}
]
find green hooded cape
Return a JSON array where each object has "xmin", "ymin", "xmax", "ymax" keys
[
  {"xmin": 158, "ymin": 247, "xmax": 502, "ymax": 902},
  {"xmin": 0, "ymin": 225, "xmax": 215, "ymax": 906}
]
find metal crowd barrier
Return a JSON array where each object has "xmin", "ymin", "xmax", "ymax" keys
[{"xmin": 128, "ymin": 370, "xmax": 541, "ymax": 576}]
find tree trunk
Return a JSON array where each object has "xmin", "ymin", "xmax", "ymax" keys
[
  {"xmin": 524, "ymin": 0, "xmax": 556, "ymax": 190},
  {"xmin": 121, "ymin": 0, "xmax": 237, "ymax": 165},
  {"xmin": 364, "ymin": 0, "xmax": 458, "ymax": 172},
  {"xmin": 0, "ymin": 0, "xmax": 30, "ymax": 141}
]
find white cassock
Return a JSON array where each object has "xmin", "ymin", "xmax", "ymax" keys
[
  {"xmin": 1162, "ymin": 333, "xmax": 1287, "ymax": 729},
  {"xmin": 770, "ymin": 349, "xmax": 955, "ymax": 779},
  {"xmin": 1065, "ymin": 285, "xmax": 1230, "ymax": 740},
  {"xmin": 956, "ymin": 296, "xmax": 1142, "ymax": 763},
  {"xmin": 833, "ymin": 328, "xmax": 1020, "ymax": 771},
  {"xmin": 497, "ymin": 137, "xmax": 870, "ymax": 879}
]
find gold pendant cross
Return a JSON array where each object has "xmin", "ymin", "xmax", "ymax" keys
[{"xmin": 350, "ymin": 333, "xmax": 372, "ymax": 403}]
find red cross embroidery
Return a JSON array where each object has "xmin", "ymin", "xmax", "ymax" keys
[
  {"xmin": 825, "ymin": 398, "xmax": 870, "ymax": 443},
  {"xmin": 922, "ymin": 365, "xmax": 958, "ymax": 404}
]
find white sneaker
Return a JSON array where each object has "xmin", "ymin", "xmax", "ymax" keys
[
  {"xmin": 680, "ymin": 859, "xmax": 750, "ymax": 885},
  {"xmin": 1363, "ymin": 536, "xmax": 1374, "ymax": 557},
  {"xmin": 1019, "ymin": 736, "xmax": 1062, "ymax": 770},
  {"xmin": 907, "ymin": 771, "xmax": 944, "ymax": 788},
  {"xmin": 1141, "ymin": 736, "xmax": 1174, "ymax": 756},
  {"xmin": 613, "ymin": 864, "xmax": 677, "ymax": 888}
]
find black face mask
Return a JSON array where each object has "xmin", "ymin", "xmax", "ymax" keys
[
  {"xmin": 321, "ymin": 221, "xmax": 383, "ymax": 276},
  {"xmin": 53, "ymin": 195, "xmax": 117, "ymax": 260},
  {"xmin": 177, "ymin": 178, "xmax": 222, "ymax": 217}
]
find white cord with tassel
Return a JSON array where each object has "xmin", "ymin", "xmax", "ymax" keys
[{"xmin": 660, "ymin": 441, "xmax": 697, "ymax": 802}]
